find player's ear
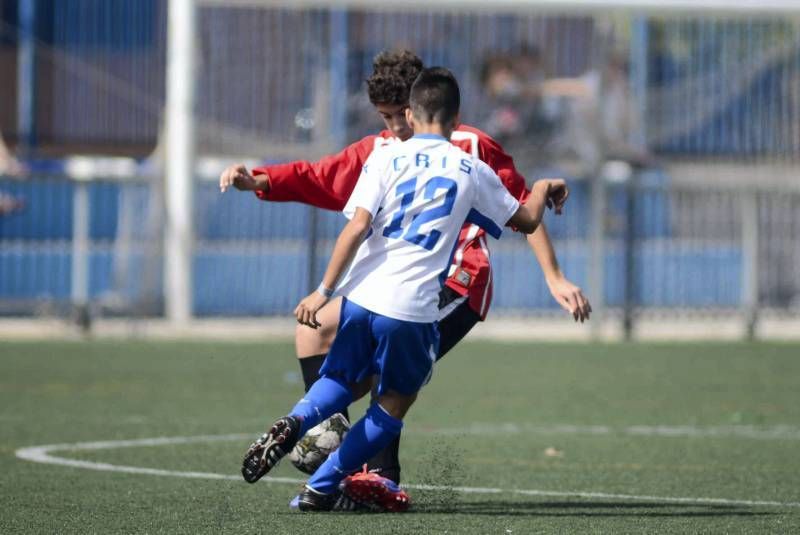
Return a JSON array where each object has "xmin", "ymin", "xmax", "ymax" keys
[{"xmin": 405, "ymin": 107, "xmax": 414, "ymax": 126}]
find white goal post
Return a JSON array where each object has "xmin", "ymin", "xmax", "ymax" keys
[{"xmin": 165, "ymin": 0, "xmax": 196, "ymax": 324}]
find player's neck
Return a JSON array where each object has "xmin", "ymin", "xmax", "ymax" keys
[{"xmin": 412, "ymin": 122, "xmax": 452, "ymax": 139}]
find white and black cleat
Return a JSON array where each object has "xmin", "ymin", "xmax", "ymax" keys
[
  {"xmin": 241, "ymin": 415, "xmax": 301, "ymax": 483},
  {"xmin": 295, "ymin": 485, "xmax": 365, "ymax": 512}
]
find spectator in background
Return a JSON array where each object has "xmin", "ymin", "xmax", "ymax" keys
[
  {"xmin": 0, "ymin": 130, "xmax": 26, "ymax": 216},
  {"xmin": 552, "ymin": 46, "xmax": 669, "ymax": 240},
  {"xmin": 479, "ymin": 43, "xmax": 657, "ymax": 181},
  {"xmin": 0, "ymin": 131, "xmax": 26, "ymax": 178},
  {"xmin": 557, "ymin": 49, "xmax": 656, "ymax": 180},
  {"xmin": 478, "ymin": 46, "xmax": 561, "ymax": 178},
  {"xmin": 479, "ymin": 54, "xmax": 525, "ymax": 142},
  {"xmin": 478, "ymin": 42, "xmax": 668, "ymax": 241}
]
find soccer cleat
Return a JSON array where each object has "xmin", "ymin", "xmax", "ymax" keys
[
  {"xmin": 365, "ymin": 465, "xmax": 401, "ymax": 485},
  {"xmin": 241, "ymin": 415, "xmax": 301, "ymax": 483},
  {"xmin": 341, "ymin": 469, "xmax": 411, "ymax": 512},
  {"xmin": 295, "ymin": 485, "xmax": 364, "ymax": 512},
  {"xmin": 327, "ymin": 492, "xmax": 365, "ymax": 512},
  {"xmin": 291, "ymin": 485, "xmax": 366, "ymax": 512}
]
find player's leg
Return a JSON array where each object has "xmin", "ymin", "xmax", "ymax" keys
[
  {"xmin": 242, "ymin": 299, "xmax": 370, "ymax": 484},
  {"xmin": 296, "ymin": 298, "xmax": 350, "ymax": 424},
  {"xmin": 295, "ymin": 297, "xmax": 342, "ymax": 393},
  {"xmin": 300, "ymin": 392, "xmax": 417, "ymax": 513},
  {"xmin": 338, "ymin": 391, "xmax": 415, "ymax": 511},
  {"xmin": 292, "ymin": 297, "xmax": 374, "ymax": 435},
  {"xmin": 434, "ymin": 286, "xmax": 481, "ymax": 361},
  {"xmin": 241, "ymin": 374, "xmax": 353, "ymax": 484},
  {"xmin": 299, "ymin": 391, "xmax": 413, "ymax": 511},
  {"xmin": 344, "ymin": 316, "xmax": 439, "ymax": 510},
  {"xmin": 288, "ymin": 297, "xmax": 354, "ymax": 475},
  {"xmin": 365, "ymin": 286, "xmax": 480, "ymax": 481},
  {"xmin": 315, "ymin": 314, "xmax": 435, "ymax": 512}
]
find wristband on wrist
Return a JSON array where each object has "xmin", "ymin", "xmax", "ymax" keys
[{"xmin": 317, "ymin": 284, "xmax": 334, "ymax": 298}]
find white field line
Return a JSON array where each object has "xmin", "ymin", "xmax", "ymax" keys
[
  {"xmin": 8, "ymin": 422, "xmax": 800, "ymax": 438},
  {"xmin": 14, "ymin": 433, "xmax": 800, "ymax": 510},
  {"xmin": 427, "ymin": 423, "xmax": 800, "ymax": 440}
]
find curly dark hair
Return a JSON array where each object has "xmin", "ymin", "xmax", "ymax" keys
[{"xmin": 366, "ymin": 49, "xmax": 424, "ymax": 106}]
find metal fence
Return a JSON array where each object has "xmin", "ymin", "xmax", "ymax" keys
[
  {"xmin": 2, "ymin": 168, "xmax": 798, "ymax": 333},
  {"xmin": 2, "ymin": 3, "xmax": 799, "ymax": 157},
  {"xmin": 1, "ymin": 1, "xmax": 799, "ymax": 338}
]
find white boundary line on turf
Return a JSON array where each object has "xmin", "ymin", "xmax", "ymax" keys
[
  {"xmin": 428, "ymin": 423, "xmax": 800, "ymax": 440},
  {"xmin": 14, "ymin": 434, "xmax": 800, "ymax": 510}
]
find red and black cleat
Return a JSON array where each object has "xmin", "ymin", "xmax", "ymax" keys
[
  {"xmin": 341, "ymin": 469, "xmax": 411, "ymax": 512},
  {"xmin": 241, "ymin": 415, "xmax": 301, "ymax": 483}
]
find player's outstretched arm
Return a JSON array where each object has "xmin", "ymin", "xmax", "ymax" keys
[
  {"xmin": 218, "ymin": 138, "xmax": 368, "ymax": 210},
  {"xmin": 474, "ymin": 130, "xmax": 590, "ymax": 321},
  {"xmin": 294, "ymin": 207, "xmax": 373, "ymax": 329},
  {"xmin": 249, "ymin": 137, "xmax": 376, "ymax": 211},
  {"xmin": 528, "ymin": 225, "xmax": 591, "ymax": 323},
  {"xmin": 219, "ymin": 164, "xmax": 269, "ymax": 193},
  {"xmin": 514, "ymin": 180, "xmax": 590, "ymax": 322}
]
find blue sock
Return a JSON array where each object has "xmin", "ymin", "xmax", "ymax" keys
[
  {"xmin": 289, "ymin": 376, "xmax": 352, "ymax": 437},
  {"xmin": 307, "ymin": 402, "xmax": 403, "ymax": 494}
]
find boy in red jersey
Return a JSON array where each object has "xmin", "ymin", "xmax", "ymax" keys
[{"xmin": 220, "ymin": 50, "xmax": 590, "ymax": 490}]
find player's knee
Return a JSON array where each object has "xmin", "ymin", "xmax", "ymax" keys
[
  {"xmin": 318, "ymin": 320, "xmax": 338, "ymax": 348},
  {"xmin": 377, "ymin": 391, "xmax": 417, "ymax": 420},
  {"xmin": 295, "ymin": 323, "xmax": 332, "ymax": 357},
  {"xmin": 349, "ymin": 377, "xmax": 373, "ymax": 401}
]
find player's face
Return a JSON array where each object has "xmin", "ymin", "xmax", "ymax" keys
[{"xmin": 375, "ymin": 103, "xmax": 413, "ymax": 141}]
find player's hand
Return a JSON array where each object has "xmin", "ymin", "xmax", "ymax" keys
[
  {"xmin": 547, "ymin": 276, "xmax": 591, "ymax": 323},
  {"xmin": 294, "ymin": 292, "xmax": 329, "ymax": 329},
  {"xmin": 543, "ymin": 178, "xmax": 568, "ymax": 215},
  {"xmin": 219, "ymin": 164, "xmax": 259, "ymax": 193}
]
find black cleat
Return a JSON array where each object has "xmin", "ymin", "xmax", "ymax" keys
[
  {"xmin": 295, "ymin": 485, "xmax": 364, "ymax": 512},
  {"xmin": 241, "ymin": 415, "xmax": 301, "ymax": 483}
]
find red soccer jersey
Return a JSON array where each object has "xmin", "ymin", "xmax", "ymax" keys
[{"xmin": 253, "ymin": 124, "xmax": 530, "ymax": 320}]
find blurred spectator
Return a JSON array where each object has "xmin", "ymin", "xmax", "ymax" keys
[
  {"xmin": 479, "ymin": 54, "xmax": 525, "ymax": 142},
  {"xmin": 0, "ymin": 130, "xmax": 27, "ymax": 216},
  {"xmin": 0, "ymin": 131, "xmax": 27, "ymax": 177},
  {"xmin": 478, "ymin": 47, "xmax": 561, "ymax": 177},
  {"xmin": 556, "ymin": 49, "xmax": 655, "ymax": 180}
]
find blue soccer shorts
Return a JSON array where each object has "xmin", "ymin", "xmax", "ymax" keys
[{"xmin": 319, "ymin": 298, "xmax": 440, "ymax": 396}]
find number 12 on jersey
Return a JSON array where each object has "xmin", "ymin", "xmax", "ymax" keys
[{"xmin": 382, "ymin": 176, "xmax": 458, "ymax": 251}]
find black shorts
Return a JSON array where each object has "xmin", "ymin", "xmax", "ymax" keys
[{"xmin": 436, "ymin": 286, "xmax": 481, "ymax": 361}]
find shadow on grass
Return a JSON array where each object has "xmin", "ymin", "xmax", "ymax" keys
[{"xmin": 409, "ymin": 499, "xmax": 780, "ymax": 518}]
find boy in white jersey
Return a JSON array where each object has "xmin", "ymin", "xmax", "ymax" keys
[{"xmin": 241, "ymin": 68, "xmax": 568, "ymax": 512}]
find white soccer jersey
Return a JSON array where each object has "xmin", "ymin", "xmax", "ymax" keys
[{"xmin": 337, "ymin": 134, "xmax": 520, "ymax": 322}]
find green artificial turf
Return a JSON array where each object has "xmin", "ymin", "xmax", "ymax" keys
[{"xmin": 1, "ymin": 340, "xmax": 799, "ymax": 533}]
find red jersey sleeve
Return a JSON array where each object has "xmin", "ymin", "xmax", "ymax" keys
[
  {"xmin": 474, "ymin": 130, "xmax": 531, "ymax": 207},
  {"xmin": 252, "ymin": 135, "xmax": 378, "ymax": 212}
]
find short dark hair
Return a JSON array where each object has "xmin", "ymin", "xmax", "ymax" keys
[
  {"xmin": 409, "ymin": 67, "xmax": 460, "ymax": 126},
  {"xmin": 366, "ymin": 50, "xmax": 424, "ymax": 106}
]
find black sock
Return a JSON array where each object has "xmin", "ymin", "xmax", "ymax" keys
[
  {"xmin": 366, "ymin": 435, "xmax": 401, "ymax": 484},
  {"xmin": 297, "ymin": 354, "xmax": 349, "ymax": 422},
  {"xmin": 299, "ymin": 354, "xmax": 326, "ymax": 392}
]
